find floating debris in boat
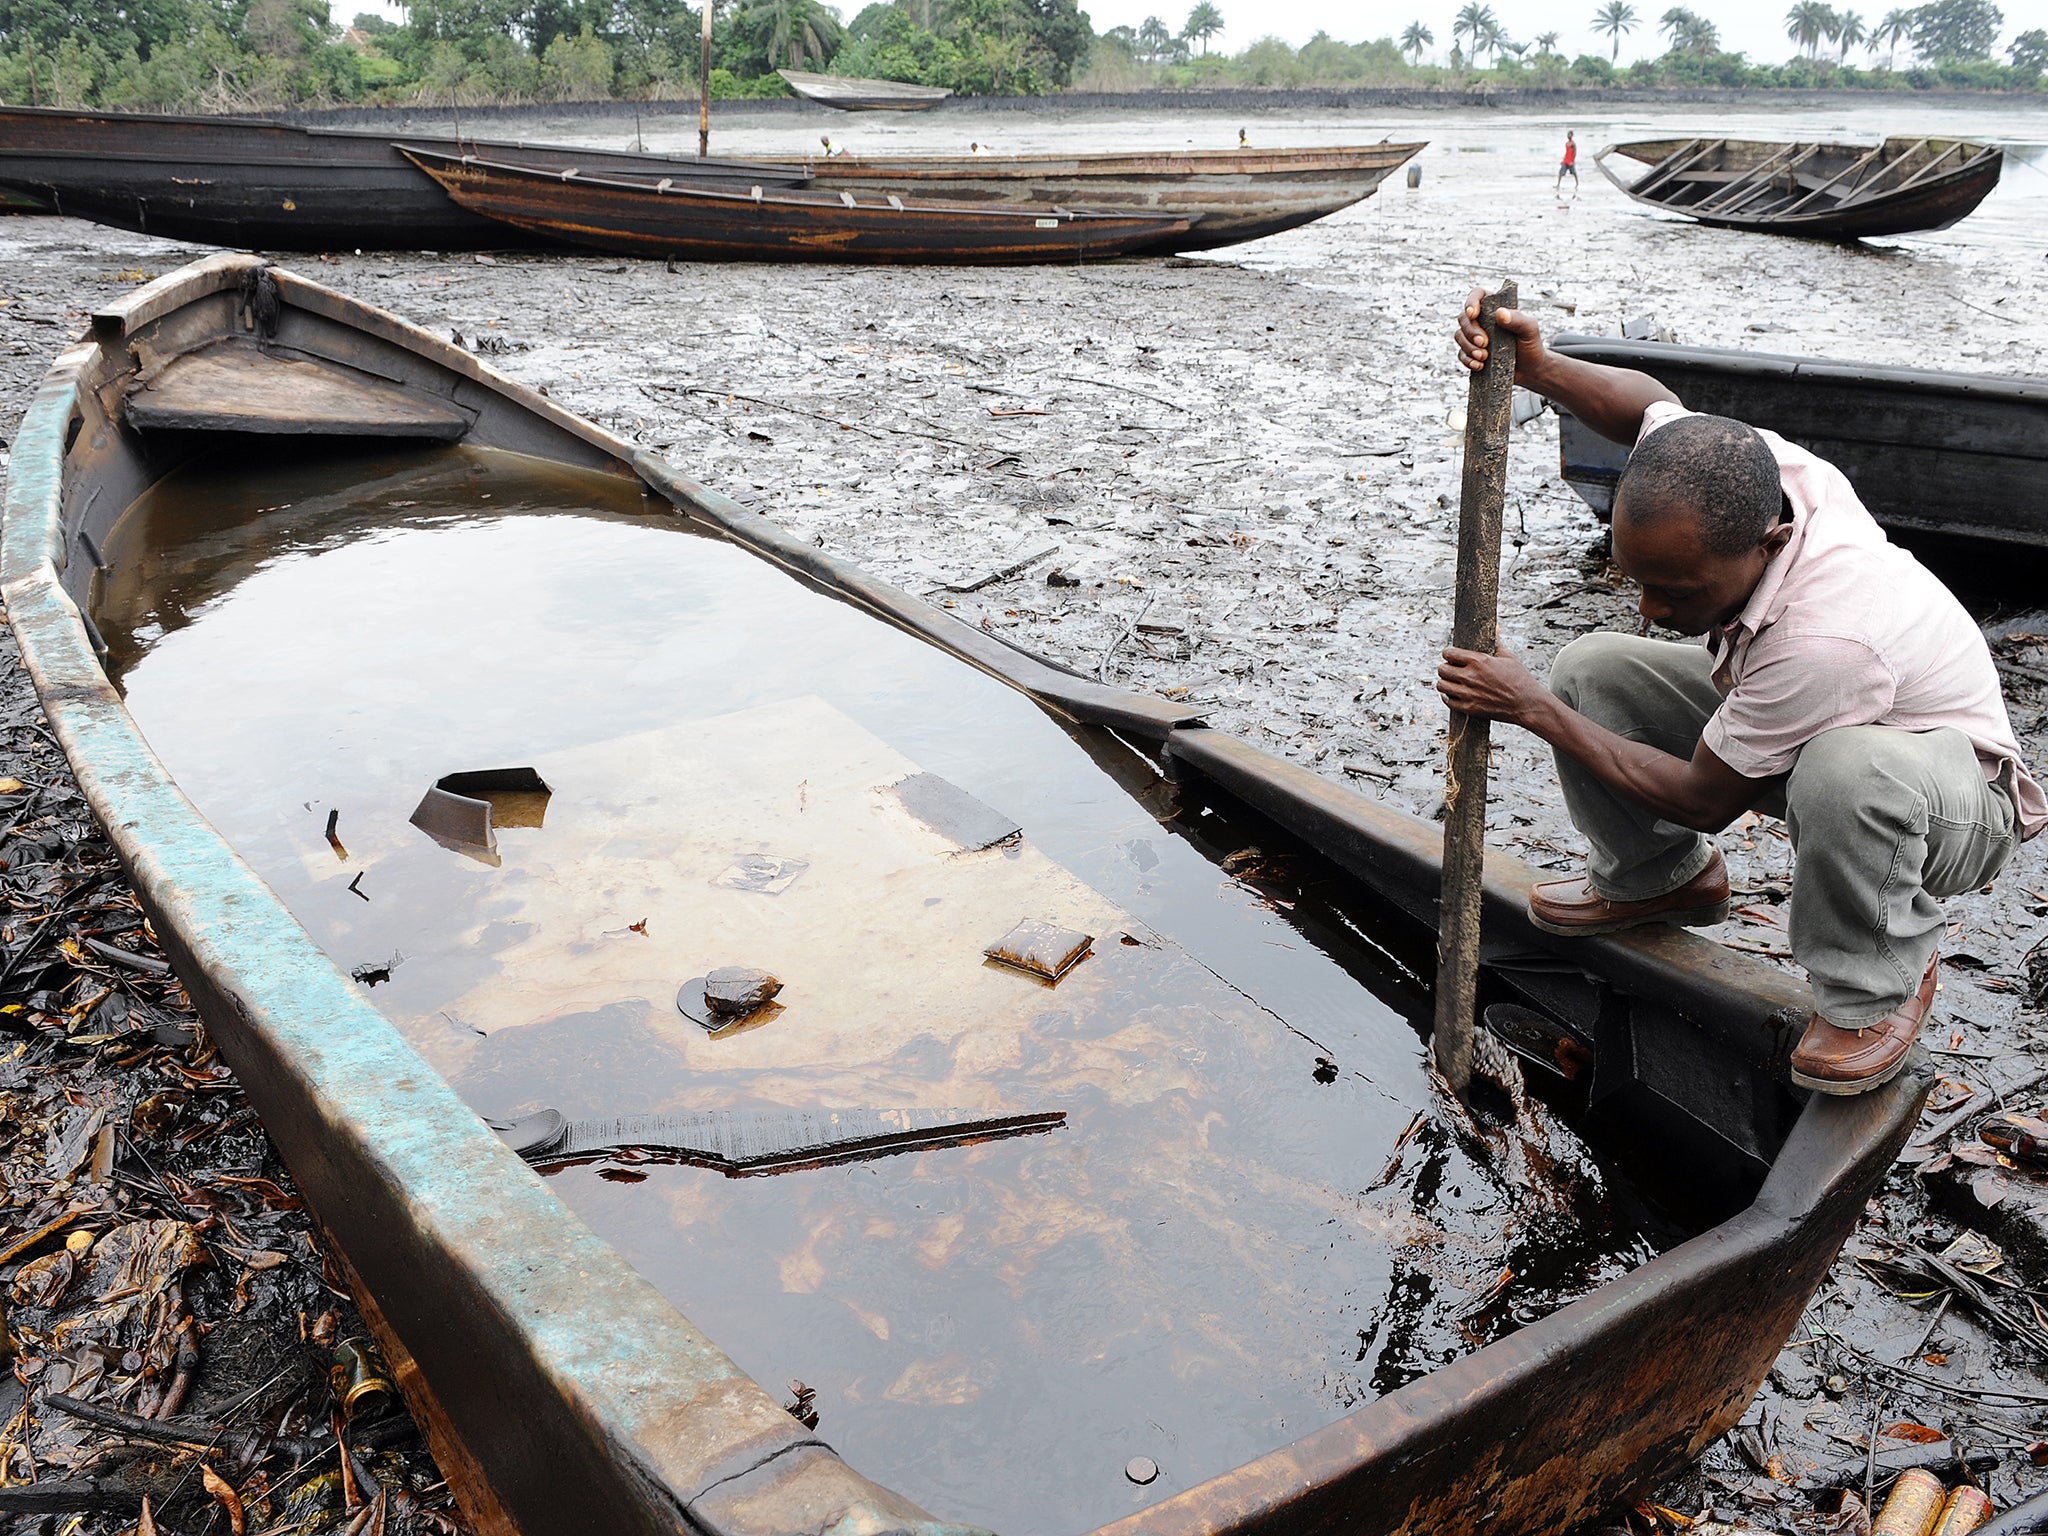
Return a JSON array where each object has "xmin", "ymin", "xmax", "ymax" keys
[
  {"xmin": 984, "ymin": 919, "xmax": 1093, "ymax": 983},
  {"xmin": 711, "ymin": 853, "xmax": 809, "ymax": 895},
  {"xmin": 407, "ymin": 766, "xmax": 551, "ymax": 863},
  {"xmin": 348, "ymin": 953, "xmax": 402, "ymax": 988},
  {"xmin": 489, "ymin": 1106, "xmax": 1065, "ymax": 1174},
  {"xmin": 676, "ymin": 966, "xmax": 784, "ymax": 1030},
  {"xmin": 785, "ymin": 1380, "xmax": 820, "ymax": 1429},
  {"xmin": 888, "ymin": 771, "xmax": 1021, "ymax": 852}
]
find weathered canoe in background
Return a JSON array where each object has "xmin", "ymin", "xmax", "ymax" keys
[
  {"xmin": 4, "ymin": 252, "xmax": 1925, "ymax": 1536},
  {"xmin": 778, "ymin": 68, "xmax": 952, "ymax": 109},
  {"xmin": 1595, "ymin": 135, "xmax": 2002, "ymax": 240},
  {"xmin": 0, "ymin": 104, "xmax": 805, "ymax": 250},
  {"xmin": 807, "ymin": 142, "xmax": 1426, "ymax": 251},
  {"xmin": 403, "ymin": 147, "xmax": 1196, "ymax": 263},
  {"xmin": 1549, "ymin": 334, "xmax": 2048, "ymax": 549}
]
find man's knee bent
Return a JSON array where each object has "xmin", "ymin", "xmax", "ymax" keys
[
  {"xmin": 1786, "ymin": 727, "xmax": 1919, "ymax": 841},
  {"xmin": 1548, "ymin": 631, "xmax": 1644, "ymax": 710}
]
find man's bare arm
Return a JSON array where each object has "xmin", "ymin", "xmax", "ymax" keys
[
  {"xmin": 1454, "ymin": 288, "xmax": 1679, "ymax": 446},
  {"xmin": 1437, "ymin": 646, "xmax": 1772, "ymax": 832}
]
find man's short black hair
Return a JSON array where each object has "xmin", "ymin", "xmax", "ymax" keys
[{"xmin": 1615, "ymin": 413, "xmax": 1782, "ymax": 556}]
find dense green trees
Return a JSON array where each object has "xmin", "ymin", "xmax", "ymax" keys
[{"xmin": 0, "ymin": 0, "xmax": 2038, "ymax": 111}]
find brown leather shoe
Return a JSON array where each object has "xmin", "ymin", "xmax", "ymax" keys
[
  {"xmin": 1789, "ymin": 953, "xmax": 1938, "ymax": 1095},
  {"xmin": 1526, "ymin": 850, "xmax": 1730, "ymax": 936}
]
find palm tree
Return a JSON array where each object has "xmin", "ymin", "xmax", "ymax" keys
[
  {"xmin": 1872, "ymin": 5, "xmax": 1911, "ymax": 64},
  {"xmin": 1182, "ymin": 0, "xmax": 1223, "ymax": 54},
  {"xmin": 1454, "ymin": 1, "xmax": 1498, "ymax": 60},
  {"xmin": 1785, "ymin": 0, "xmax": 1836, "ymax": 56},
  {"xmin": 1400, "ymin": 19, "xmax": 1434, "ymax": 60},
  {"xmin": 1138, "ymin": 14, "xmax": 1171, "ymax": 57},
  {"xmin": 1834, "ymin": 7, "xmax": 1866, "ymax": 56},
  {"xmin": 1534, "ymin": 27, "xmax": 1561, "ymax": 52},
  {"xmin": 1660, "ymin": 7, "xmax": 1719, "ymax": 51},
  {"xmin": 1592, "ymin": 0, "xmax": 1638, "ymax": 58}
]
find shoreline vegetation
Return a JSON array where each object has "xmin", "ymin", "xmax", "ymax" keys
[{"xmin": 0, "ymin": 0, "xmax": 2042, "ymax": 115}]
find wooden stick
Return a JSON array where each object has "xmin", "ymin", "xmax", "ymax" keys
[
  {"xmin": 1432, "ymin": 280, "xmax": 1518, "ymax": 1097},
  {"xmin": 698, "ymin": 1, "xmax": 714, "ymax": 159}
]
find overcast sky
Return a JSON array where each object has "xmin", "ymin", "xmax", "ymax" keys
[{"xmin": 1086, "ymin": 0, "xmax": 2048, "ymax": 65}]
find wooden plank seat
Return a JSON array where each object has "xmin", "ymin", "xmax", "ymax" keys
[{"xmin": 124, "ymin": 339, "xmax": 473, "ymax": 438}]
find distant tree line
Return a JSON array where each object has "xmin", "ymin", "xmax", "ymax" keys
[{"xmin": 0, "ymin": 0, "xmax": 2037, "ymax": 112}]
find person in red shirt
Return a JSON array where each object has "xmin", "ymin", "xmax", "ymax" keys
[{"xmin": 1556, "ymin": 129, "xmax": 1578, "ymax": 192}]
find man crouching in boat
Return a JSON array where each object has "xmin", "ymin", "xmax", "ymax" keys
[{"xmin": 1437, "ymin": 289, "xmax": 2044, "ymax": 1095}]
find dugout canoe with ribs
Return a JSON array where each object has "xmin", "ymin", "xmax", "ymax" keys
[{"xmin": 1595, "ymin": 134, "xmax": 2002, "ymax": 239}]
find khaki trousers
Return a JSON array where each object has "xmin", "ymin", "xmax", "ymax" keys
[{"xmin": 1547, "ymin": 632, "xmax": 2020, "ymax": 1025}]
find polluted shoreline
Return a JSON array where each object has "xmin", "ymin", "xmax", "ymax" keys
[{"xmin": 0, "ymin": 93, "xmax": 2046, "ymax": 1535}]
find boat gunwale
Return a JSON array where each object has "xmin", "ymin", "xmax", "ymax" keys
[
  {"xmin": 1550, "ymin": 333, "xmax": 2048, "ymax": 410},
  {"xmin": 4, "ymin": 251, "xmax": 1927, "ymax": 1536}
]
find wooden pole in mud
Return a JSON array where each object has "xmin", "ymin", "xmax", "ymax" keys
[
  {"xmin": 1432, "ymin": 279, "xmax": 1517, "ymax": 1098},
  {"xmin": 699, "ymin": 0, "xmax": 714, "ymax": 158}
]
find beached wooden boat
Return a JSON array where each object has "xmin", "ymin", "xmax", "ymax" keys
[
  {"xmin": 6, "ymin": 251, "xmax": 1924, "ymax": 1536},
  {"xmin": 0, "ymin": 104, "xmax": 804, "ymax": 250},
  {"xmin": 779, "ymin": 67, "xmax": 952, "ymax": 109},
  {"xmin": 810, "ymin": 140, "xmax": 1427, "ymax": 251},
  {"xmin": 1549, "ymin": 334, "xmax": 2048, "ymax": 549},
  {"xmin": 1595, "ymin": 135, "xmax": 2002, "ymax": 239},
  {"xmin": 402, "ymin": 146, "xmax": 1194, "ymax": 263}
]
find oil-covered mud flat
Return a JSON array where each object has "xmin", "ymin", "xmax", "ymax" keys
[{"xmin": 97, "ymin": 441, "xmax": 1663, "ymax": 1535}]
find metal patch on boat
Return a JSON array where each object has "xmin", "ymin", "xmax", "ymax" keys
[
  {"xmin": 887, "ymin": 771, "xmax": 1020, "ymax": 852},
  {"xmin": 711, "ymin": 853, "xmax": 809, "ymax": 895},
  {"xmin": 984, "ymin": 919, "xmax": 1093, "ymax": 983}
]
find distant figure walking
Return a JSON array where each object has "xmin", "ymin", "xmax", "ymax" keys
[
  {"xmin": 1238, "ymin": 127, "xmax": 1251, "ymax": 149},
  {"xmin": 1556, "ymin": 129, "xmax": 1579, "ymax": 192}
]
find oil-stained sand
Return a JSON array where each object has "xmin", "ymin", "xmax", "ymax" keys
[{"xmin": 98, "ymin": 442, "xmax": 1664, "ymax": 1534}]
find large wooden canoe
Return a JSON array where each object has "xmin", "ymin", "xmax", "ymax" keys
[
  {"xmin": 5, "ymin": 251, "xmax": 1923, "ymax": 1536},
  {"xmin": 0, "ymin": 104, "xmax": 805, "ymax": 250},
  {"xmin": 1548, "ymin": 334, "xmax": 2048, "ymax": 549},
  {"xmin": 779, "ymin": 67, "xmax": 952, "ymax": 109},
  {"xmin": 807, "ymin": 141, "xmax": 1426, "ymax": 251},
  {"xmin": 1595, "ymin": 135, "xmax": 2002, "ymax": 239},
  {"xmin": 402, "ymin": 146, "xmax": 1195, "ymax": 263}
]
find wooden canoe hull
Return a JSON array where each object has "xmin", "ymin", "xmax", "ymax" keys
[
  {"xmin": 404, "ymin": 148, "xmax": 1194, "ymax": 264},
  {"xmin": 1597, "ymin": 135, "xmax": 2002, "ymax": 240},
  {"xmin": 5, "ymin": 250, "xmax": 1924, "ymax": 1536},
  {"xmin": 0, "ymin": 104, "xmax": 805, "ymax": 251},
  {"xmin": 778, "ymin": 68, "xmax": 952, "ymax": 109},
  {"xmin": 1549, "ymin": 335, "xmax": 2048, "ymax": 548},
  {"xmin": 810, "ymin": 142, "xmax": 1426, "ymax": 249}
]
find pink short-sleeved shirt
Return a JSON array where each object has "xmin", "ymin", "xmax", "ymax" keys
[{"xmin": 1637, "ymin": 401, "xmax": 2045, "ymax": 840}]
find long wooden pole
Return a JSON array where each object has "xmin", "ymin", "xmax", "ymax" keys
[
  {"xmin": 698, "ymin": 0, "xmax": 714, "ymax": 159},
  {"xmin": 1432, "ymin": 280, "xmax": 1518, "ymax": 1097}
]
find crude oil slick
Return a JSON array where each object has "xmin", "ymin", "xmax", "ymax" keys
[{"xmin": 97, "ymin": 442, "xmax": 1668, "ymax": 1534}]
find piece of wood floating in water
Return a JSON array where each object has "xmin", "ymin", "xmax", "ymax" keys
[
  {"xmin": 123, "ymin": 339, "xmax": 473, "ymax": 438},
  {"xmin": 489, "ymin": 1106, "xmax": 1065, "ymax": 1173}
]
